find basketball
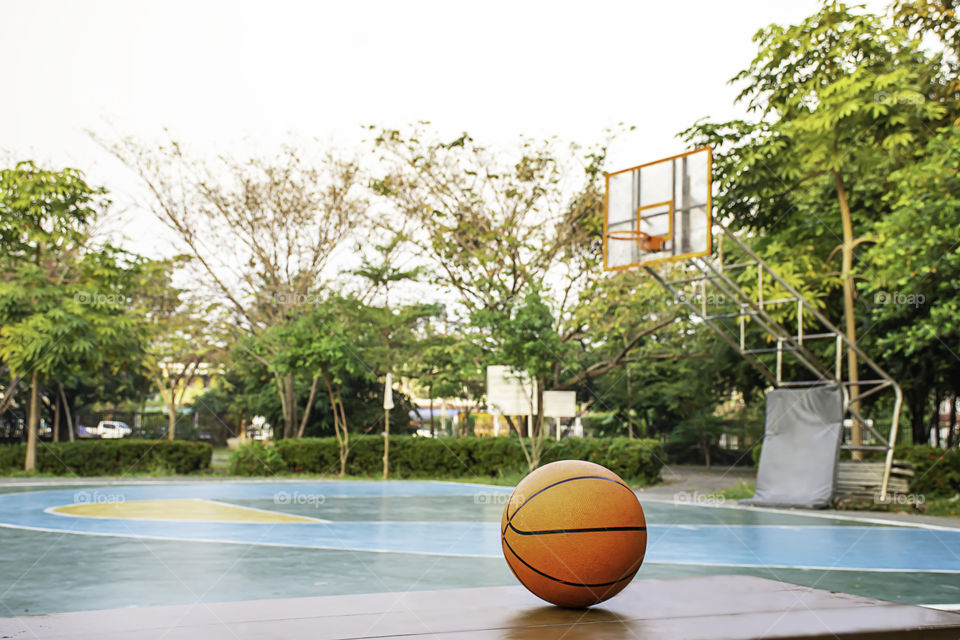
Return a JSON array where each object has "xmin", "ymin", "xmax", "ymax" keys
[{"xmin": 500, "ymin": 460, "xmax": 647, "ymax": 608}]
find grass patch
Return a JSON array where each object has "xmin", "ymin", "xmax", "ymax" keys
[
  {"xmin": 718, "ymin": 481, "xmax": 755, "ymax": 501},
  {"xmin": 918, "ymin": 495, "xmax": 960, "ymax": 518}
]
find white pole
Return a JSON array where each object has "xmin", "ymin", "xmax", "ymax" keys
[
  {"xmin": 493, "ymin": 411, "xmax": 500, "ymax": 437},
  {"xmin": 555, "ymin": 417, "xmax": 560, "ymax": 441}
]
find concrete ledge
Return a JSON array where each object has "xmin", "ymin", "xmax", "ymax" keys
[{"xmin": 3, "ymin": 575, "xmax": 960, "ymax": 639}]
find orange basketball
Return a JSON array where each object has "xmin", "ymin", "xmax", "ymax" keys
[{"xmin": 500, "ymin": 460, "xmax": 647, "ymax": 608}]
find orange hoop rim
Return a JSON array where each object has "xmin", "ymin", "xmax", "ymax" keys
[{"xmin": 606, "ymin": 229, "xmax": 652, "ymax": 241}]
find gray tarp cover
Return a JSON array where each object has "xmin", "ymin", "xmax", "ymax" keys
[{"xmin": 741, "ymin": 385, "xmax": 844, "ymax": 509}]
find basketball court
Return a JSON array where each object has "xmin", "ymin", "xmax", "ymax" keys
[
  {"xmin": 1, "ymin": 479, "xmax": 959, "ymax": 637},
  {"xmin": 3, "ymin": 149, "xmax": 958, "ymax": 637}
]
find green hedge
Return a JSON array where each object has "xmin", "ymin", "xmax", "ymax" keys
[
  {"xmin": 229, "ymin": 441, "xmax": 287, "ymax": 476},
  {"xmin": 275, "ymin": 436, "xmax": 663, "ymax": 483},
  {"xmin": 0, "ymin": 440, "xmax": 212, "ymax": 476},
  {"xmin": 895, "ymin": 445, "xmax": 960, "ymax": 497}
]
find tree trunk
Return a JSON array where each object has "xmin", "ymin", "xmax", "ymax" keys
[
  {"xmin": 53, "ymin": 387, "xmax": 61, "ymax": 443},
  {"xmin": 531, "ymin": 381, "xmax": 545, "ymax": 470},
  {"xmin": 383, "ymin": 407, "xmax": 390, "ymax": 480},
  {"xmin": 703, "ymin": 436, "xmax": 711, "ymax": 470},
  {"xmin": 429, "ymin": 385, "xmax": 435, "ymax": 437},
  {"xmin": 932, "ymin": 388, "xmax": 943, "ymax": 447},
  {"xmin": 59, "ymin": 384, "xmax": 74, "ymax": 442},
  {"xmin": 25, "ymin": 371, "xmax": 39, "ymax": 472},
  {"xmin": 335, "ymin": 384, "xmax": 349, "ymax": 477},
  {"xmin": 907, "ymin": 388, "xmax": 928, "ymax": 444},
  {"xmin": 948, "ymin": 395, "xmax": 957, "ymax": 449},
  {"xmin": 282, "ymin": 373, "xmax": 298, "ymax": 439},
  {"xmin": 626, "ymin": 364, "xmax": 634, "ymax": 439},
  {"xmin": 0, "ymin": 376, "xmax": 21, "ymax": 416},
  {"xmin": 833, "ymin": 169, "xmax": 862, "ymax": 460},
  {"xmin": 297, "ymin": 375, "xmax": 320, "ymax": 438}
]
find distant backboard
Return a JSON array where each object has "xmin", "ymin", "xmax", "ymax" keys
[
  {"xmin": 542, "ymin": 391, "xmax": 576, "ymax": 418},
  {"xmin": 604, "ymin": 147, "xmax": 712, "ymax": 270},
  {"xmin": 486, "ymin": 366, "xmax": 537, "ymax": 416}
]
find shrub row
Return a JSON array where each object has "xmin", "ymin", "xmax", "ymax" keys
[
  {"xmin": 272, "ymin": 435, "xmax": 663, "ymax": 483},
  {"xmin": 0, "ymin": 440, "xmax": 212, "ymax": 476},
  {"xmin": 895, "ymin": 445, "xmax": 960, "ymax": 497},
  {"xmin": 229, "ymin": 441, "xmax": 287, "ymax": 476}
]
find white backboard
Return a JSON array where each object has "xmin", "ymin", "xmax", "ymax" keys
[
  {"xmin": 542, "ymin": 391, "xmax": 577, "ymax": 418},
  {"xmin": 486, "ymin": 366, "xmax": 537, "ymax": 416},
  {"xmin": 604, "ymin": 146, "xmax": 712, "ymax": 270}
]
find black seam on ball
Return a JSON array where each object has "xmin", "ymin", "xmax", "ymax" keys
[
  {"xmin": 506, "ymin": 522, "xmax": 646, "ymax": 536},
  {"xmin": 502, "ymin": 536, "xmax": 640, "ymax": 588}
]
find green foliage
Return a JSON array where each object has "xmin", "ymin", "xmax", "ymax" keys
[
  {"xmin": 472, "ymin": 289, "xmax": 568, "ymax": 382},
  {"xmin": 228, "ymin": 442, "xmax": 287, "ymax": 476},
  {"xmin": 665, "ymin": 414, "xmax": 731, "ymax": 468},
  {"xmin": 0, "ymin": 441, "xmax": 211, "ymax": 475},
  {"xmin": 275, "ymin": 436, "xmax": 664, "ymax": 483},
  {"xmin": 0, "ymin": 162, "xmax": 149, "ymax": 387},
  {"xmin": 896, "ymin": 445, "xmax": 960, "ymax": 497},
  {"xmin": 678, "ymin": 2, "xmax": 959, "ymax": 451},
  {"xmin": 866, "ymin": 126, "xmax": 960, "ymax": 358},
  {"xmin": 0, "ymin": 161, "xmax": 105, "ymax": 257}
]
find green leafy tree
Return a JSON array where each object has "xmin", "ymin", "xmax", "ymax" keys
[
  {"xmin": 352, "ymin": 234, "xmax": 428, "ymax": 477},
  {"xmin": 865, "ymin": 125, "xmax": 960, "ymax": 443},
  {"xmin": 0, "ymin": 163, "xmax": 147, "ymax": 469},
  {"xmin": 472, "ymin": 289, "xmax": 571, "ymax": 470},
  {"xmin": 682, "ymin": 2, "xmax": 947, "ymax": 455}
]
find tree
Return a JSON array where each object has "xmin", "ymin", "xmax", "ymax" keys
[
  {"xmin": 0, "ymin": 163, "xmax": 145, "ymax": 469},
  {"xmin": 351, "ymin": 234, "xmax": 424, "ymax": 477},
  {"xmin": 104, "ymin": 136, "xmax": 365, "ymax": 438},
  {"xmin": 137, "ymin": 259, "xmax": 218, "ymax": 440},
  {"xmin": 0, "ymin": 251, "xmax": 147, "ymax": 469},
  {"xmin": 472, "ymin": 288, "xmax": 571, "ymax": 470},
  {"xmin": 865, "ymin": 126, "xmax": 960, "ymax": 443},
  {"xmin": 372, "ymin": 126, "xmax": 675, "ymax": 424},
  {"xmin": 682, "ymin": 2, "xmax": 946, "ymax": 455},
  {"xmin": 371, "ymin": 128, "xmax": 596, "ymax": 315}
]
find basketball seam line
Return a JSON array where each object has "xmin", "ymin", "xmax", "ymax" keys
[
  {"xmin": 502, "ymin": 536, "xmax": 641, "ymax": 588},
  {"xmin": 506, "ymin": 523, "xmax": 646, "ymax": 536},
  {"xmin": 504, "ymin": 475, "xmax": 633, "ymax": 529}
]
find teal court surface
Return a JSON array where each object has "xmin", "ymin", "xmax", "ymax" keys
[{"xmin": 1, "ymin": 479, "xmax": 959, "ymax": 620}]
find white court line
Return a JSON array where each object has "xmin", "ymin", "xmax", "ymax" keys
[
  {"xmin": 642, "ymin": 560, "xmax": 960, "ymax": 575},
  {"xmin": 921, "ymin": 604, "xmax": 960, "ymax": 611},
  {"xmin": 640, "ymin": 497, "xmax": 960, "ymax": 532}
]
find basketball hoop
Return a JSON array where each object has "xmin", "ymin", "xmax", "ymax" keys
[{"xmin": 605, "ymin": 229, "xmax": 665, "ymax": 252}]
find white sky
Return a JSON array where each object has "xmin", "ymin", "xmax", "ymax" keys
[{"xmin": 1, "ymin": 0, "xmax": 890, "ymax": 259}]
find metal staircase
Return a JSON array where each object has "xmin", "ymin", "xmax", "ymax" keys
[{"xmin": 646, "ymin": 223, "xmax": 903, "ymax": 499}]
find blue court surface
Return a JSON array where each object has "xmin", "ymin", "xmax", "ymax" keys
[{"xmin": 1, "ymin": 480, "xmax": 958, "ymax": 616}]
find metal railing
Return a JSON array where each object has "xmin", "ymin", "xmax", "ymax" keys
[{"xmin": 646, "ymin": 223, "xmax": 902, "ymax": 498}]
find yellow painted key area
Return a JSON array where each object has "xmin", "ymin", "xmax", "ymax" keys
[{"xmin": 51, "ymin": 499, "xmax": 317, "ymax": 523}]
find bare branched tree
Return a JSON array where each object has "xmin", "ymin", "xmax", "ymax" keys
[{"xmin": 102, "ymin": 134, "xmax": 366, "ymax": 438}]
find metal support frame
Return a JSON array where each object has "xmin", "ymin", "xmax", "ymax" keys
[{"xmin": 653, "ymin": 223, "xmax": 902, "ymax": 499}]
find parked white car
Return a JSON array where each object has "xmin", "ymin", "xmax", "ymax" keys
[{"xmin": 94, "ymin": 421, "xmax": 132, "ymax": 439}]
